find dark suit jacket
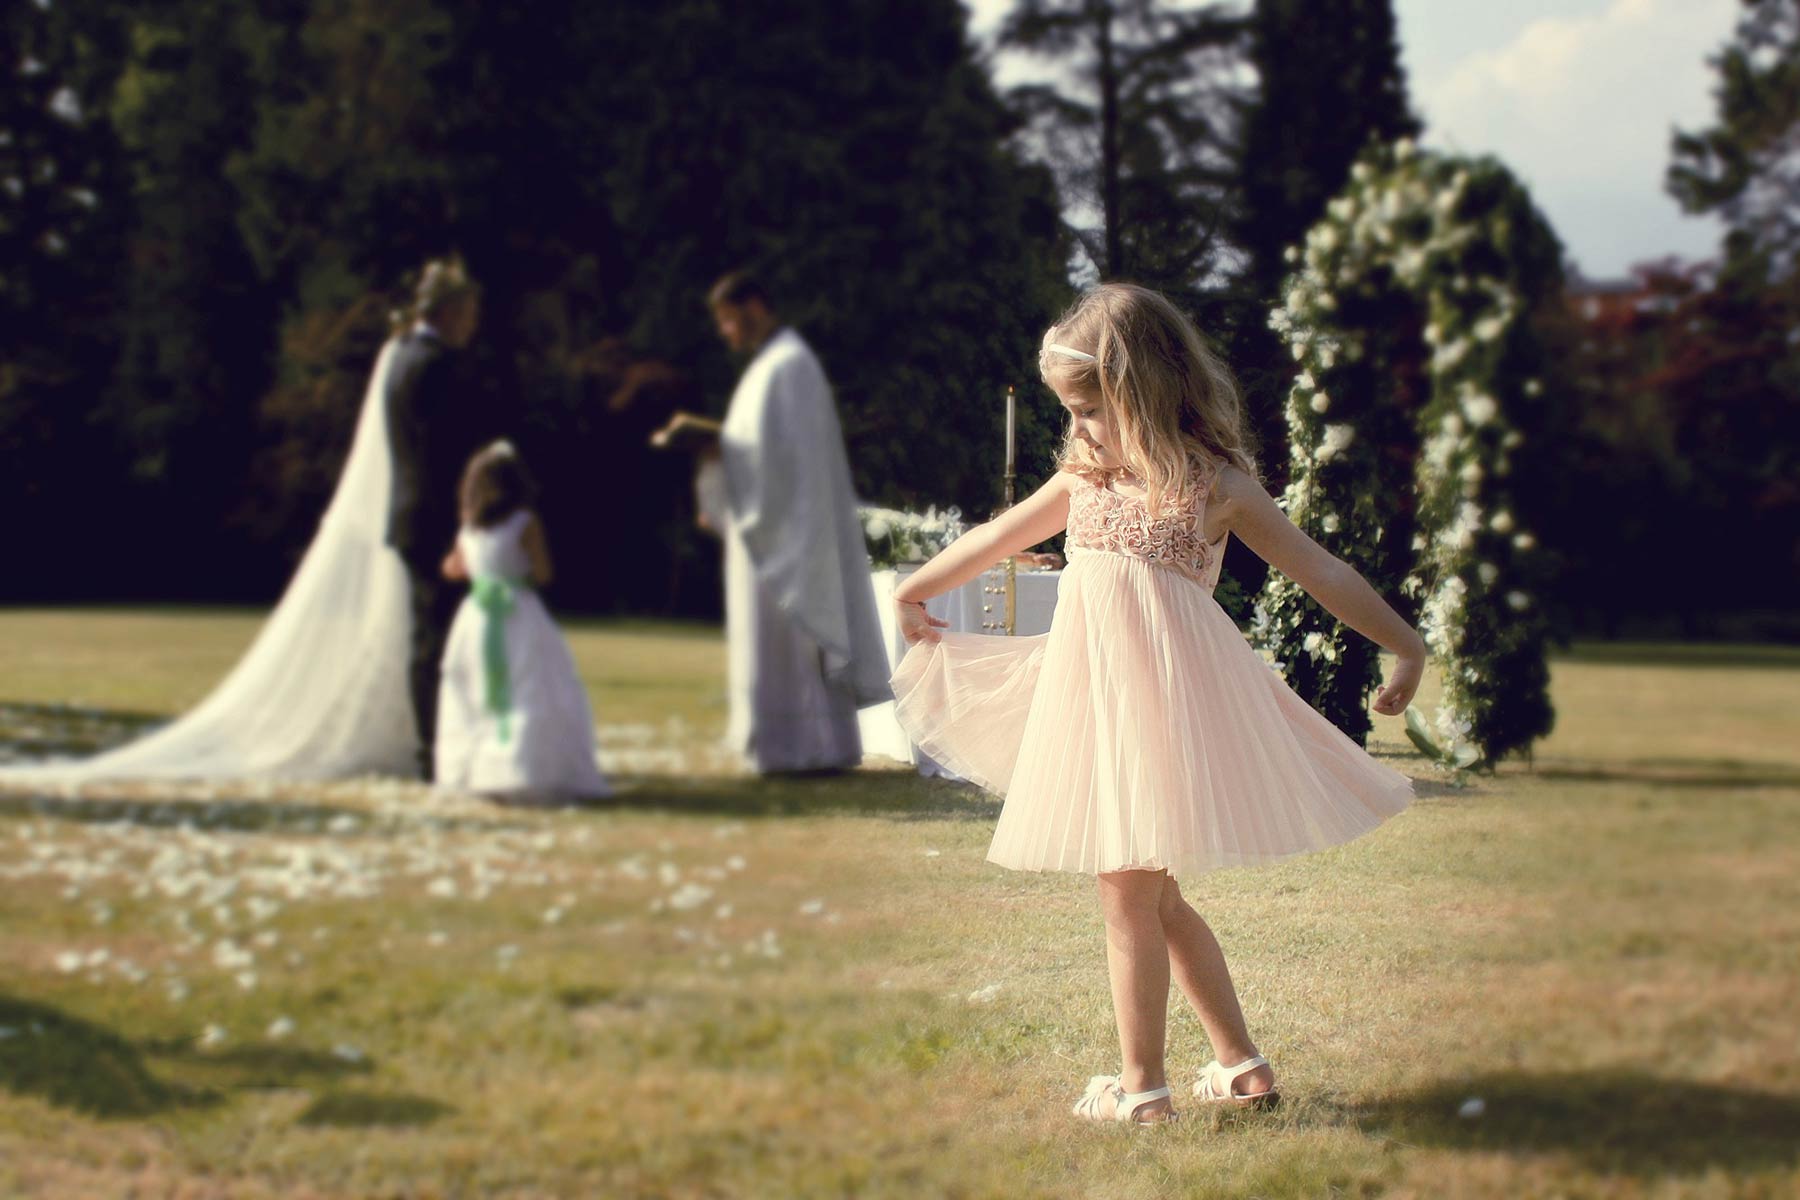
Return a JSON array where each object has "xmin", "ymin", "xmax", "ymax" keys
[{"xmin": 383, "ymin": 327, "xmax": 489, "ymax": 575}]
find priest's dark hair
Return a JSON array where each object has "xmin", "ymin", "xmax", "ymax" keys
[
  {"xmin": 459, "ymin": 440, "xmax": 539, "ymax": 529},
  {"xmin": 708, "ymin": 269, "xmax": 775, "ymax": 312}
]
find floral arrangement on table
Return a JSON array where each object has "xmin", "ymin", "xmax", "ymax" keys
[{"xmin": 858, "ymin": 505, "xmax": 965, "ymax": 569}]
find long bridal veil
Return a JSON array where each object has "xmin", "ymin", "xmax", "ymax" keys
[{"xmin": 2, "ymin": 339, "xmax": 418, "ymax": 784}]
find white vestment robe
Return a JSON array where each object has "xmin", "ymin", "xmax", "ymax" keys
[{"xmin": 719, "ymin": 327, "xmax": 890, "ymax": 772}]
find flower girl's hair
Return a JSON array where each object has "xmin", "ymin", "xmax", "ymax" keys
[
  {"xmin": 1042, "ymin": 283, "xmax": 1257, "ymax": 514},
  {"xmin": 460, "ymin": 440, "xmax": 539, "ymax": 529}
]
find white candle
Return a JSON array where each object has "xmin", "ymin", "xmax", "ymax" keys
[{"xmin": 1005, "ymin": 386, "xmax": 1016, "ymax": 474}]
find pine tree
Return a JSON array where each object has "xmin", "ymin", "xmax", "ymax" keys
[
  {"xmin": 1669, "ymin": 0, "xmax": 1800, "ymax": 285},
  {"xmin": 998, "ymin": 0, "xmax": 1246, "ymax": 304}
]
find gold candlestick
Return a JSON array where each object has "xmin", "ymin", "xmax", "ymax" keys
[{"xmin": 1005, "ymin": 385, "xmax": 1017, "ymax": 636}]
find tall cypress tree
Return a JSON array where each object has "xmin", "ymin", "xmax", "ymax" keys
[{"xmin": 1229, "ymin": 0, "xmax": 1419, "ymax": 480}]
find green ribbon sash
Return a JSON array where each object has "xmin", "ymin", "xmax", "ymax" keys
[{"xmin": 470, "ymin": 575, "xmax": 528, "ymax": 743}]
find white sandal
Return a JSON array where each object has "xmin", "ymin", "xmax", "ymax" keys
[
  {"xmin": 1072, "ymin": 1075, "xmax": 1177, "ymax": 1125},
  {"xmin": 1192, "ymin": 1055, "xmax": 1280, "ymax": 1109}
]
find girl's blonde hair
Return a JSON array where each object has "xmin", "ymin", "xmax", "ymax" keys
[{"xmin": 1043, "ymin": 283, "xmax": 1257, "ymax": 513}]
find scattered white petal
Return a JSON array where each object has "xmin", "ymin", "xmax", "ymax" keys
[
  {"xmin": 199, "ymin": 1024, "xmax": 228, "ymax": 1049},
  {"xmin": 1459, "ymin": 1097, "xmax": 1486, "ymax": 1119},
  {"xmin": 331, "ymin": 1042, "xmax": 365, "ymax": 1063},
  {"xmin": 669, "ymin": 883, "xmax": 713, "ymax": 911},
  {"xmin": 267, "ymin": 1016, "xmax": 295, "ymax": 1040},
  {"xmin": 798, "ymin": 898, "xmax": 825, "ymax": 916}
]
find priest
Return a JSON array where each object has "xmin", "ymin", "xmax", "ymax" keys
[{"xmin": 656, "ymin": 271, "xmax": 890, "ymax": 773}]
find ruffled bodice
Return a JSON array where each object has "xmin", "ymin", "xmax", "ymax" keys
[{"xmin": 1065, "ymin": 459, "xmax": 1226, "ymax": 590}]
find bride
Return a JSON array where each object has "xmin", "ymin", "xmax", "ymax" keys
[{"xmin": 1, "ymin": 259, "xmax": 483, "ymax": 785}]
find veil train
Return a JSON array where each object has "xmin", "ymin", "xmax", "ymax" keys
[{"xmin": 1, "ymin": 339, "xmax": 418, "ymax": 784}]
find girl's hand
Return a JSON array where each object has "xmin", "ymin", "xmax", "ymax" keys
[
  {"xmin": 897, "ymin": 599, "xmax": 949, "ymax": 646},
  {"xmin": 1372, "ymin": 652, "xmax": 1425, "ymax": 716}
]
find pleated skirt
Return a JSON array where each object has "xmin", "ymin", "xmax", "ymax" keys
[{"xmin": 891, "ymin": 551, "xmax": 1412, "ymax": 876}]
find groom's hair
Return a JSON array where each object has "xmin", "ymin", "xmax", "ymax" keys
[
  {"xmin": 414, "ymin": 254, "xmax": 479, "ymax": 320},
  {"xmin": 708, "ymin": 269, "xmax": 774, "ymax": 312}
]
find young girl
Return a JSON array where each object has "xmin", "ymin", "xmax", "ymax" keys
[
  {"xmin": 435, "ymin": 441, "xmax": 610, "ymax": 804},
  {"xmin": 891, "ymin": 284, "xmax": 1422, "ymax": 1125}
]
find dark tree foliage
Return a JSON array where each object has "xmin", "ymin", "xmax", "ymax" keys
[
  {"xmin": 1550, "ymin": 263, "xmax": 1800, "ymax": 639},
  {"xmin": 2, "ymin": 0, "xmax": 1070, "ymax": 613},
  {"xmin": 103, "ymin": 1, "xmax": 283, "ymax": 596},
  {"xmin": 0, "ymin": 2, "xmax": 132, "ymax": 599},
  {"xmin": 1669, "ymin": 0, "xmax": 1800, "ymax": 285}
]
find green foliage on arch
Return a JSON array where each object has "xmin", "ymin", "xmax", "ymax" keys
[{"xmin": 1254, "ymin": 140, "xmax": 1561, "ymax": 766}]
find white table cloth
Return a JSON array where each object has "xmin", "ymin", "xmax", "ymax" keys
[{"xmin": 860, "ymin": 564, "xmax": 1062, "ymax": 775}]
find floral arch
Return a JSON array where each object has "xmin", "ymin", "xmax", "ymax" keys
[{"xmin": 1253, "ymin": 140, "xmax": 1562, "ymax": 766}]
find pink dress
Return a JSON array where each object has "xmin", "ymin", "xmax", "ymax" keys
[{"xmin": 891, "ymin": 459, "xmax": 1411, "ymax": 877}]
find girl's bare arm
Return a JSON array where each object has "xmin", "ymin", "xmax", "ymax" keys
[
  {"xmin": 1212, "ymin": 466, "xmax": 1426, "ymax": 714},
  {"xmin": 894, "ymin": 473, "xmax": 1078, "ymax": 607}
]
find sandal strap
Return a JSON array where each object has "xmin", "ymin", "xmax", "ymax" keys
[
  {"xmin": 1197, "ymin": 1055, "xmax": 1271, "ymax": 1100},
  {"xmin": 1218, "ymin": 1055, "xmax": 1268, "ymax": 1083},
  {"xmin": 1073, "ymin": 1077, "xmax": 1175, "ymax": 1122},
  {"xmin": 1118, "ymin": 1084, "xmax": 1172, "ymax": 1120}
]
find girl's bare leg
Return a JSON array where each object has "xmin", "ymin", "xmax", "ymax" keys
[
  {"xmin": 1159, "ymin": 874, "xmax": 1276, "ymax": 1096},
  {"xmin": 1094, "ymin": 868, "xmax": 1177, "ymax": 1119}
]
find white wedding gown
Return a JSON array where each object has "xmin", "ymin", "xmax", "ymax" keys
[{"xmin": 0, "ymin": 339, "xmax": 418, "ymax": 784}]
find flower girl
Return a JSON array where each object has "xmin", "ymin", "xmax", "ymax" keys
[
  {"xmin": 891, "ymin": 285, "xmax": 1422, "ymax": 1123},
  {"xmin": 435, "ymin": 441, "xmax": 609, "ymax": 803}
]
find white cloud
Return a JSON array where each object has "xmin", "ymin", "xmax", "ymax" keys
[{"xmin": 1412, "ymin": 0, "xmax": 1738, "ymax": 275}]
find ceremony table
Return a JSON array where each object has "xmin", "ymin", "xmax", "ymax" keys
[{"xmin": 859, "ymin": 564, "xmax": 1062, "ymax": 776}]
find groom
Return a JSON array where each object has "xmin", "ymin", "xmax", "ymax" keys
[
  {"xmin": 385, "ymin": 256, "xmax": 489, "ymax": 781},
  {"xmin": 666, "ymin": 270, "xmax": 890, "ymax": 773}
]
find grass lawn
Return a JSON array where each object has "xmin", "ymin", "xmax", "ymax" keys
[{"xmin": 1, "ymin": 607, "xmax": 1796, "ymax": 1198}]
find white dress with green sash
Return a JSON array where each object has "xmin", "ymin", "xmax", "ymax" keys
[{"xmin": 434, "ymin": 510, "xmax": 608, "ymax": 800}]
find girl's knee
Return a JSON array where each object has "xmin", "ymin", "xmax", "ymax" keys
[
  {"xmin": 1098, "ymin": 868, "xmax": 1169, "ymax": 919},
  {"xmin": 1157, "ymin": 874, "xmax": 1189, "ymax": 921}
]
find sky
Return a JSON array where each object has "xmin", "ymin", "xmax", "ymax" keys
[{"xmin": 964, "ymin": 0, "xmax": 1742, "ymax": 280}]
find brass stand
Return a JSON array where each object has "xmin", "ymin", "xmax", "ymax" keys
[{"xmin": 1003, "ymin": 465, "xmax": 1017, "ymax": 636}]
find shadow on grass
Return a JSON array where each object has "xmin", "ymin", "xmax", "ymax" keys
[
  {"xmin": 1555, "ymin": 643, "xmax": 1800, "ymax": 672},
  {"xmin": 600, "ymin": 769, "xmax": 1000, "ymax": 822},
  {"xmin": 296, "ymin": 1089, "xmax": 454, "ymax": 1128},
  {"xmin": 1355, "ymin": 1069, "xmax": 1800, "ymax": 1177},
  {"xmin": 0, "ymin": 791, "xmax": 374, "ymax": 835},
  {"xmin": 1528, "ymin": 759, "xmax": 1800, "ymax": 791},
  {"xmin": 0, "ymin": 701, "xmax": 163, "ymax": 766},
  {"xmin": 146, "ymin": 1038, "xmax": 375, "ymax": 1091},
  {"xmin": 0, "ymin": 994, "xmax": 217, "ymax": 1117}
]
